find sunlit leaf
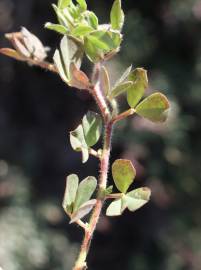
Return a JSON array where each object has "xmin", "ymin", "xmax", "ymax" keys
[
  {"xmin": 87, "ymin": 11, "xmax": 98, "ymax": 29},
  {"xmin": 70, "ymin": 125, "xmax": 89, "ymax": 163},
  {"xmin": 110, "ymin": 0, "xmax": 124, "ymax": 30},
  {"xmin": 70, "ymin": 199, "xmax": 96, "ymax": 223},
  {"xmin": 58, "ymin": 0, "xmax": 71, "ymax": 9},
  {"xmin": 45, "ymin": 23, "xmax": 68, "ymax": 34},
  {"xmin": 123, "ymin": 187, "xmax": 151, "ymax": 212},
  {"xmin": 135, "ymin": 92, "xmax": 170, "ymax": 122},
  {"xmin": 82, "ymin": 111, "xmax": 102, "ymax": 147},
  {"xmin": 84, "ymin": 36, "xmax": 102, "ymax": 62},
  {"xmin": 73, "ymin": 176, "xmax": 97, "ymax": 211},
  {"xmin": 106, "ymin": 198, "xmax": 122, "ymax": 216},
  {"xmin": 76, "ymin": 0, "xmax": 87, "ymax": 11},
  {"xmin": 53, "ymin": 49, "xmax": 68, "ymax": 83},
  {"xmin": 127, "ymin": 68, "xmax": 148, "ymax": 108},
  {"xmin": 52, "ymin": 4, "xmax": 69, "ymax": 28},
  {"xmin": 84, "ymin": 30, "xmax": 122, "ymax": 62},
  {"xmin": 62, "ymin": 174, "xmax": 79, "ymax": 212},
  {"xmin": 54, "ymin": 36, "xmax": 83, "ymax": 84},
  {"xmin": 87, "ymin": 33, "xmax": 110, "ymax": 51},
  {"xmin": 71, "ymin": 25, "xmax": 93, "ymax": 37},
  {"xmin": 112, "ymin": 159, "xmax": 136, "ymax": 193}
]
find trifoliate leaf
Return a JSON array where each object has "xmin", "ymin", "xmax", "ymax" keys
[
  {"xmin": 62, "ymin": 174, "xmax": 79, "ymax": 212},
  {"xmin": 73, "ymin": 176, "xmax": 97, "ymax": 212},
  {"xmin": 112, "ymin": 159, "xmax": 136, "ymax": 193},
  {"xmin": 127, "ymin": 68, "xmax": 148, "ymax": 108},
  {"xmin": 70, "ymin": 125, "xmax": 89, "ymax": 163},
  {"xmin": 135, "ymin": 92, "xmax": 170, "ymax": 123},
  {"xmin": 110, "ymin": 0, "xmax": 125, "ymax": 30},
  {"xmin": 106, "ymin": 198, "xmax": 122, "ymax": 216},
  {"xmin": 70, "ymin": 199, "xmax": 96, "ymax": 223},
  {"xmin": 106, "ymin": 187, "xmax": 151, "ymax": 216},
  {"xmin": 82, "ymin": 111, "xmax": 102, "ymax": 147},
  {"xmin": 45, "ymin": 23, "xmax": 68, "ymax": 34}
]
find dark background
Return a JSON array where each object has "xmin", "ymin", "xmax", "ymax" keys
[{"xmin": 0, "ymin": 0, "xmax": 201, "ymax": 270}]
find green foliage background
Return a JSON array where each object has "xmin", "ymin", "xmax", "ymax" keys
[{"xmin": 0, "ymin": 0, "xmax": 201, "ymax": 269}]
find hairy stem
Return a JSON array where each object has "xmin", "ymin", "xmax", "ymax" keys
[{"xmin": 73, "ymin": 94, "xmax": 113, "ymax": 270}]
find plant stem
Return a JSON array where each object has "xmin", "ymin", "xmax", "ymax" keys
[
  {"xmin": 112, "ymin": 108, "xmax": 135, "ymax": 124},
  {"xmin": 73, "ymin": 113, "xmax": 113, "ymax": 270}
]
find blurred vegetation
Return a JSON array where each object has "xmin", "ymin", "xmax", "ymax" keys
[{"xmin": 0, "ymin": 0, "xmax": 201, "ymax": 270}]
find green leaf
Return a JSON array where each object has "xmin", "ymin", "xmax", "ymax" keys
[
  {"xmin": 62, "ymin": 174, "xmax": 79, "ymax": 212},
  {"xmin": 45, "ymin": 23, "xmax": 68, "ymax": 34},
  {"xmin": 58, "ymin": 0, "xmax": 71, "ymax": 9},
  {"xmin": 53, "ymin": 49, "xmax": 68, "ymax": 83},
  {"xmin": 84, "ymin": 36, "xmax": 102, "ymax": 62},
  {"xmin": 123, "ymin": 187, "xmax": 151, "ymax": 212},
  {"xmin": 71, "ymin": 25, "xmax": 93, "ymax": 37},
  {"xmin": 76, "ymin": 0, "xmax": 87, "ymax": 11},
  {"xmin": 53, "ymin": 36, "xmax": 83, "ymax": 84},
  {"xmin": 67, "ymin": 37, "xmax": 83, "ymax": 69},
  {"xmin": 106, "ymin": 187, "xmax": 151, "ymax": 217},
  {"xmin": 84, "ymin": 30, "xmax": 122, "ymax": 62},
  {"xmin": 73, "ymin": 176, "xmax": 97, "ymax": 212},
  {"xmin": 70, "ymin": 199, "xmax": 96, "ymax": 223},
  {"xmin": 70, "ymin": 125, "xmax": 89, "ymax": 163},
  {"xmin": 114, "ymin": 65, "xmax": 132, "ymax": 88},
  {"xmin": 112, "ymin": 159, "xmax": 136, "ymax": 193},
  {"xmin": 135, "ymin": 92, "xmax": 170, "ymax": 123},
  {"xmin": 109, "ymin": 81, "xmax": 133, "ymax": 99},
  {"xmin": 87, "ymin": 33, "xmax": 110, "ymax": 51},
  {"xmin": 110, "ymin": 0, "xmax": 125, "ymax": 30},
  {"xmin": 60, "ymin": 35, "xmax": 70, "ymax": 68},
  {"xmin": 100, "ymin": 66, "xmax": 110, "ymax": 96},
  {"xmin": 63, "ymin": 6, "xmax": 74, "ymax": 23},
  {"xmin": 82, "ymin": 111, "xmax": 102, "ymax": 147},
  {"xmin": 127, "ymin": 68, "xmax": 148, "ymax": 108},
  {"xmin": 52, "ymin": 4, "xmax": 69, "ymax": 28},
  {"xmin": 87, "ymin": 11, "xmax": 99, "ymax": 29},
  {"xmin": 106, "ymin": 198, "xmax": 122, "ymax": 216},
  {"xmin": 105, "ymin": 185, "xmax": 113, "ymax": 195}
]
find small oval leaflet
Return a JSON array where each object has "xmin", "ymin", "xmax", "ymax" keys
[
  {"xmin": 135, "ymin": 92, "xmax": 170, "ymax": 123},
  {"xmin": 112, "ymin": 159, "xmax": 136, "ymax": 193},
  {"xmin": 82, "ymin": 111, "xmax": 102, "ymax": 147}
]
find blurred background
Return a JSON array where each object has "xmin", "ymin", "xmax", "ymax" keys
[{"xmin": 0, "ymin": 0, "xmax": 201, "ymax": 269}]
